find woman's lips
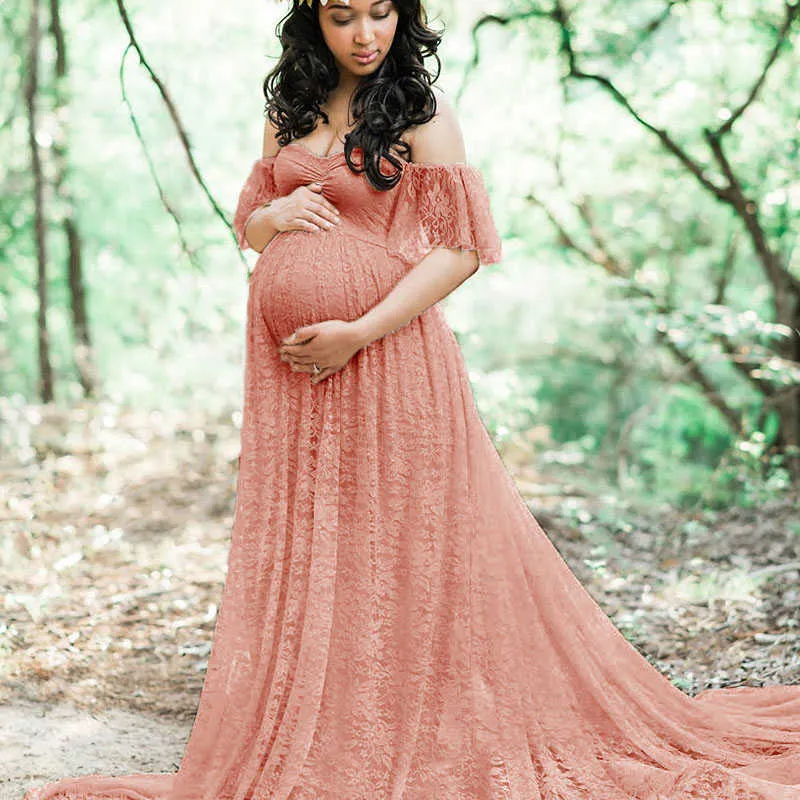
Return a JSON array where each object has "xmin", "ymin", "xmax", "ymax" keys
[{"xmin": 353, "ymin": 50, "xmax": 378, "ymax": 64}]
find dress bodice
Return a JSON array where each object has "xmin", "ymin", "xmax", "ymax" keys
[
  {"xmin": 273, "ymin": 143, "xmax": 401, "ymax": 234},
  {"xmin": 234, "ymin": 141, "xmax": 503, "ymax": 268}
]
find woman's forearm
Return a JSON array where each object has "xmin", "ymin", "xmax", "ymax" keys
[
  {"xmin": 244, "ymin": 205, "xmax": 280, "ymax": 252},
  {"xmin": 352, "ymin": 248, "xmax": 478, "ymax": 349}
]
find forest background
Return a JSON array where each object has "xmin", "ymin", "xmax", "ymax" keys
[{"xmin": 1, "ymin": 0, "xmax": 799, "ymax": 793}]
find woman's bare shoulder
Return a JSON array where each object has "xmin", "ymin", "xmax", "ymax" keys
[
  {"xmin": 405, "ymin": 87, "xmax": 467, "ymax": 165},
  {"xmin": 262, "ymin": 115, "xmax": 282, "ymax": 158}
]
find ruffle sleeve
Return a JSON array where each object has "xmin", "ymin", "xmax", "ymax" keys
[
  {"xmin": 385, "ymin": 161, "xmax": 503, "ymax": 268},
  {"xmin": 233, "ymin": 156, "xmax": 278, "ymax": 250}
]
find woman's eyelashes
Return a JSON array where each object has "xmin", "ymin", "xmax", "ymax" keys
[
  {"xmin": 332, "ymin": 13, "xmax": 391, "ymax": 25},
  {"xmin": 331, "ymin": 3, "xmax": 393, "ymax": 25}
]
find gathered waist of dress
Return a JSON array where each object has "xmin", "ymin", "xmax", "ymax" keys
[
  {"xmin": 328, "ymin": 217, "xmax": 390, "ymax": 249},
  {"xmin": 267, "ymin": 218, "xmax": 390, "ymax": 252}
]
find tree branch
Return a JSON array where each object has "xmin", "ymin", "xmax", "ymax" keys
[
  {"xmin": 526, "ymin": 188, "xmax": 743, "ymax": 431},
  {"xmin": 113, "ymin": 0, "xmax": 246, "ymax": 271},
  {"xmin": 716, "ymin": 1, "xmax": 800, "ymax": 137}
]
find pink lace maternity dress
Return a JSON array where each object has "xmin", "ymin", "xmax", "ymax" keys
[{"xmin": 22, "ymin": 141, "xmax": 800, "ymax": 800}]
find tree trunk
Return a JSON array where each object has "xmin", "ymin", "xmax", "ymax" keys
[
  {"xmin": 26, "ymin": 0, "xmax": 53, "ymax": 403},
  {"xmin": 50, "ymin": 0, "xmax": 98, "ymax": 397}
]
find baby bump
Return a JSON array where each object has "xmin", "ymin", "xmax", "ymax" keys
[{"xmin": 253, "ymin": 228, "xmax": 406, "ymax": 344}]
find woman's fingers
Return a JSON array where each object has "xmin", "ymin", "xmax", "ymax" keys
[
  {"xmin": 310, "ymin": 200, "xmax": 341, "ymax": 226},
  {"xmin": 304, "ymin": 182, "xmax": 339, "ymax": 211},
  {"xmin": 296, "ymin": 219, "xmax": 325, "ymax": 233},
  {"xmin": 286, "ymin": 203, "xmax": 340, "ymax": 233},
  {"xmin": 301, "ymin": 200, "xmax": 340, "ymax": 230},
  {"xmin": 292, "ymin": 362, "xmax": 314, "ymax": 373},
  {"xmin": 303, "ymin": 184, "xmax": 340, "ymax": 226},
  {"xmin": 282, "ymin": 353, "xmax": 315, "ymax": 365},
  {"xmin": 311, "ymin": 365, "xmax": 338, "ymax": 384},
  {"xmin": 279, "ymin": 349, "xmax": 317, "ymax": 367},
  {"xmin": 306, "ymin": 186, "xmax": 340, "ymax": 215},
  {"xmin": 303, "ymin": 208, "xmax": 338, "ymax": 231},
  {"xmin": 279, "ymin": 352, "xmax": 334, "ymax": 378}
]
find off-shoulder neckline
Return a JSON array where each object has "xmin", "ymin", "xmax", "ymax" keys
[{"xmin": 254, "ymin": 141, "xmax": 477, "ymax": 171}]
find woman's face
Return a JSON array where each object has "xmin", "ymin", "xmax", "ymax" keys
[{"xmin": 318, "ymin": 0, "xmax": 398, "ymax": 78}]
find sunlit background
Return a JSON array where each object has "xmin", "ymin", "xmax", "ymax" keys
[
  {"xmin": 1, "ymin": 2, "xmax": 799, "ymax": 781},
  {"xmin": 4, "ymin": 0, "xmax": 799, "ymax": 505}
]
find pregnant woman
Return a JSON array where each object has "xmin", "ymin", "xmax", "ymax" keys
[{"xmin": 22, "ymin": 0, "xmax": 800, "ymax": 798}]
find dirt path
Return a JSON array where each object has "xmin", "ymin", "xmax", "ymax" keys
[
  {"xmin": 2, "ymin": 403, "xmax": 797, "ymax": 799},
  {"xmin": 2, "ymin": 700, "xmax": 187, "ymax": 800}
]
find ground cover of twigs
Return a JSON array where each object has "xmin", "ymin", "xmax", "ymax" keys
[{"xmin": 2, "ymin": 397, "xmax": 798, "ymax": 726}]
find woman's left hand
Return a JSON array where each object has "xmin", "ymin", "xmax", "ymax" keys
[{"xmin": 278, "ymin": 320, "xmax": 365, "ymax": 384}]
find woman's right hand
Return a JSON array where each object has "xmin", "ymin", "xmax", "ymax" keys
[{"xmin": 267, "ymin": 182, "xmax": 341, "ymax": 233}]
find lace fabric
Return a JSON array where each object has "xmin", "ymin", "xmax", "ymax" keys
[
  {"xmin": 233, "ymin": 156, "xmax": 279, "ymax": 251},
  {"xmin": 384, "ymin": 160, "xmax": 503, "ymax": 267},
  {"xmin": 232, "ymin": 149, "xmax": 503, "ymax": 269},
  {"xmin": 21, "ymin": 145, "xmax": 800, "ymax": 800}
]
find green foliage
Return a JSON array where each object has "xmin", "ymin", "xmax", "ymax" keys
[
  {"xmin": 3, "ymin": 0, "xmax": 799, "ymax": 510},
  {"xmin": 452, "ymin": 0, "xmax": 800, "ymax": 507},
  {"xmin": 703, "ymin": 433, "xmax": 796, "ymax": 509}
]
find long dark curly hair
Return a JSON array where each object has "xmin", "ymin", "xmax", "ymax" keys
[{"xmin": 262, "ymin": 0, "xmax": 442, "ymax": 191}]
